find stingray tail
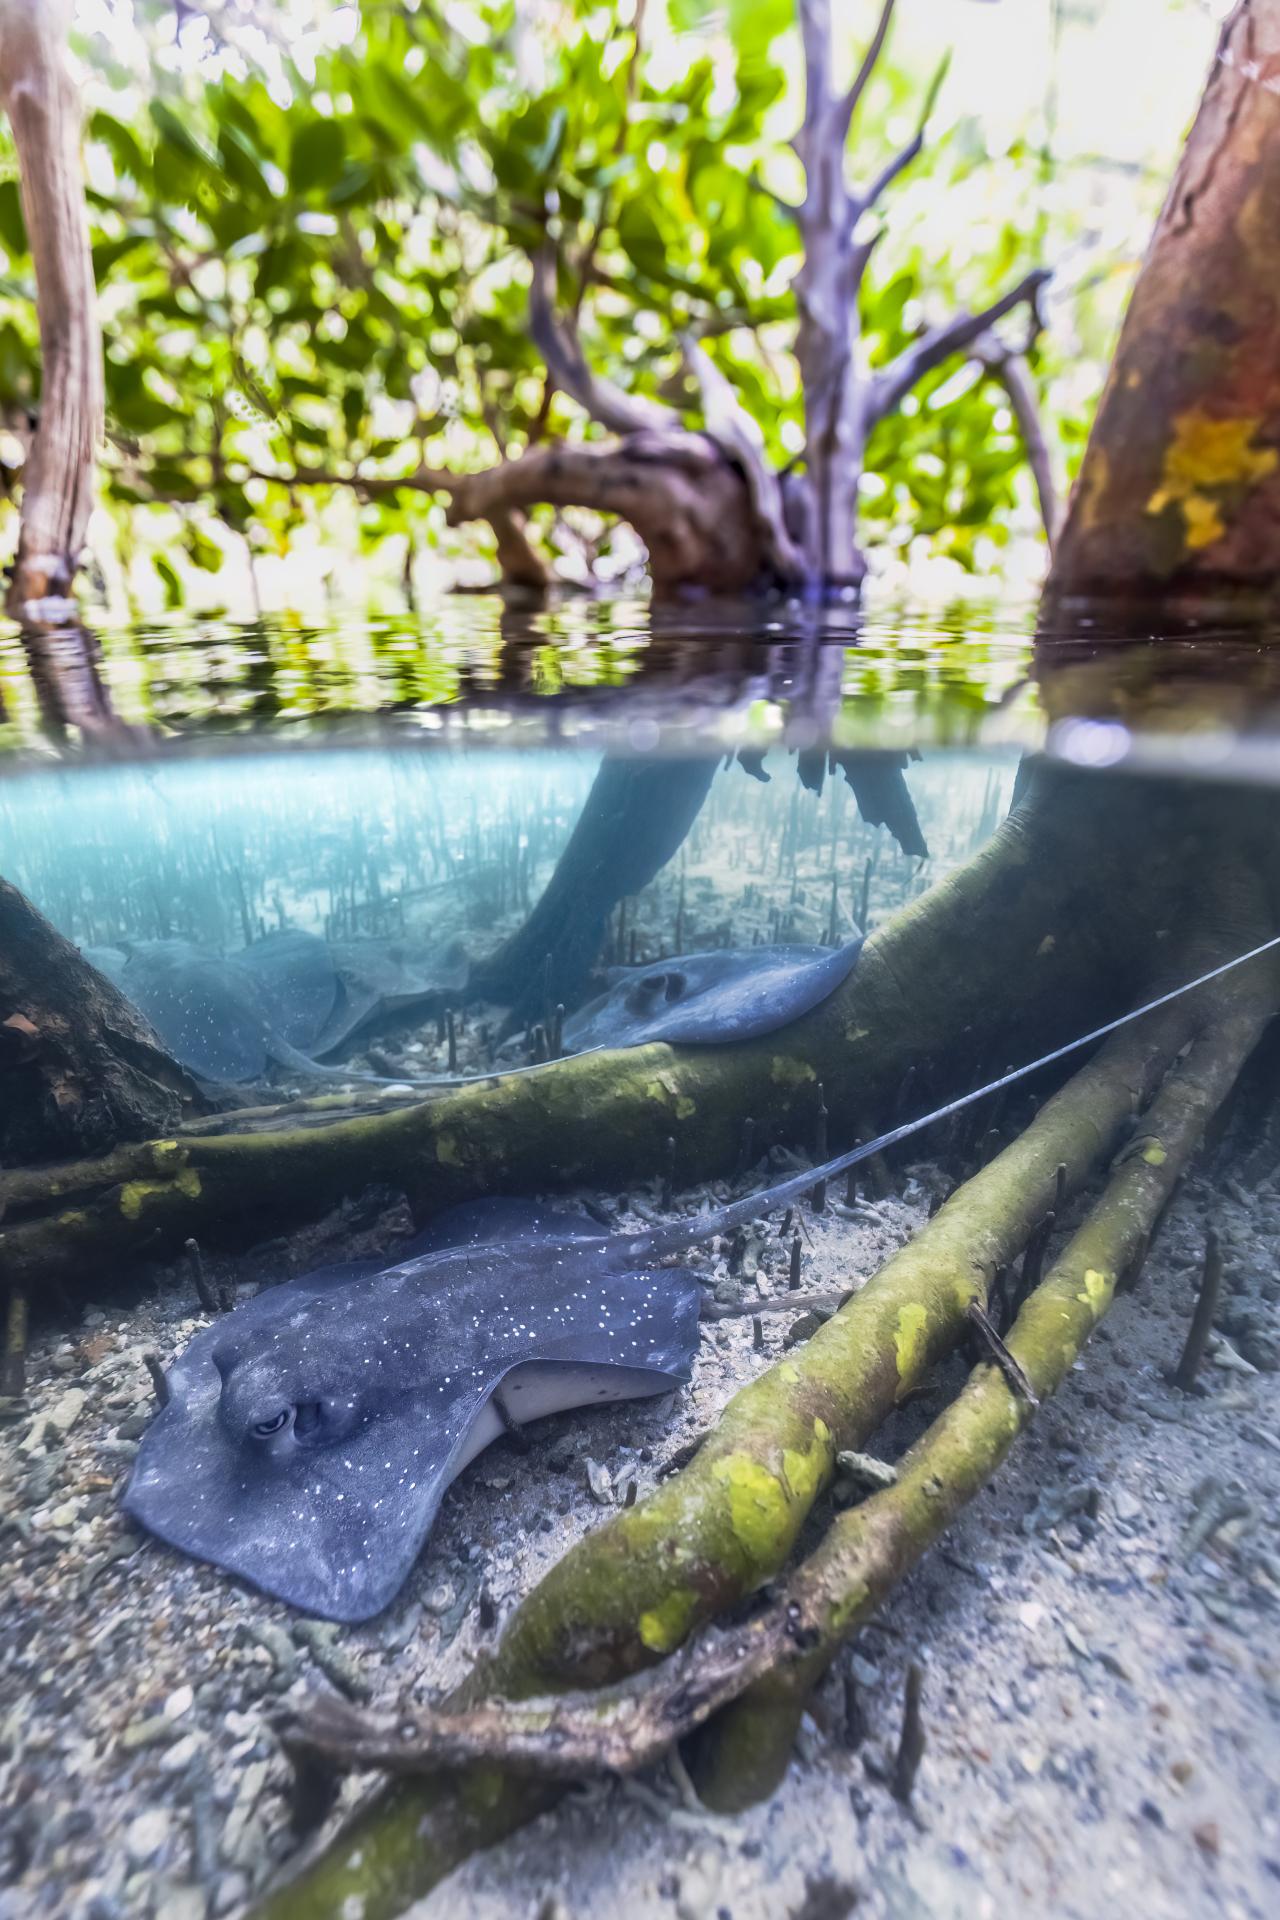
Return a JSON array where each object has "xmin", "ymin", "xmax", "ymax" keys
[
  {"xmin": 628, "ymin": 1140, "xmax": 888, "ymax": 1261},
  {"xmin": 627, "ymin": 929, "xmax": 1280, "ymax": 1261}
]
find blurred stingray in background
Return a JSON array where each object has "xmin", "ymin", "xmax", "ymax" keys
[{"xmin": 85, "ymin": 931, "xmax": 466, "ymax": 1084}]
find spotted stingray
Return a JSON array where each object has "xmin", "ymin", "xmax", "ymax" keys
[
  {"xmin": 552, "ymin": 938, "xmax": 865, "ymax": 1057},
  {"xmin": 123, "ymin": 1198, "xmax": 706, "ymax": 1619},
  {"xmin": 123, "ymin": 1129, "xmax": 886, "ymax": 1621}
]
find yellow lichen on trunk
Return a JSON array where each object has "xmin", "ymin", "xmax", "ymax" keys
[{"xmin": 1051, "ymin": 0, "xmax": 1280, "ymax": 598}]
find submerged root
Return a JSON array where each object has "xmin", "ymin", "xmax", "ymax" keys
[
  {"xmin": 692, "ymin": 946, "xmax": 1275, "ymax": 1807},
  {"xmin": 251, "ymin": 931, "xmax": 1253, "ymax": 1920},
  {"xmin": 0, "ymin": 773, "xmax": 1154, "ymax": 1308},
  {"xmin": 275, "ymin": 1622, "xmax": 767, "ymax": 1783}
]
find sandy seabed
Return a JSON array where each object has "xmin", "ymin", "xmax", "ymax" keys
[{"xmin": 2, "ymin": 1133, "xmax": 1278, "ymax": 1920}]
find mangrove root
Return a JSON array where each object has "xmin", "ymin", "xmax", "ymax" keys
[
  {"xmin": 0, "ymin": 875, "xmax": 201, "ymax": 1164},
  {"xmin": 691, "ymin": 928, "xmax": 1276, "ymax": 1809},
  {"xmin": 249, "ymin": 913, "xmax": 1248, "ymax": 1920},
  {"xmin": 0, "ymin": 770, "xmax": 1178, "ymax": 1307}
]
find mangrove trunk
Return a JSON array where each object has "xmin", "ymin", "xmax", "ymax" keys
[{"xmin": 1050, "ymin": 0, "xmax": 1280, "ymax": 603}]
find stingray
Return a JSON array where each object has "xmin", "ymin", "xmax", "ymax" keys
[
  {"xmin": 123, "ymin": 1198, "xmax": 705, "ymax": 1620},
  {"xmin": 84, "ymin": 936, "xmax": 336, "ymax": 1084},
  {"xmin": 123, "ymin": 1096, "xmax": 924, "ymax": 1623},
  {"xmin": 85, "ymin": 932, "xmax": 465, "ymax": 1086},
  {"xmin": 317, "ymin": 935, "xmax": 468, "ymax": 1055},
  {"xmin": 558, "ymin": 939, "xmax": 864, "ymax": 1056}
]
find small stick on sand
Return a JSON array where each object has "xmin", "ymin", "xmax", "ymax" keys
[
  {"xmin": 1, "ymin": 1284, "xmax": 28, "ymax": 1399},
  {"xmin": 1170, "ymin": 1229, "xmax": 1223, "ymax": 1392},
  {"xmin": 810, "ymin": 1085, "xmax": 829, "ymax": 1213},
  {"xmin": 1014, "ymin": 1208, "xmax": 1056, "ymax": 1313},
  {"xmin": 142, "ymin": 1351, "xmax": 170, "ymax": 1410},
  {"xmin": 700, "ymin": 1289, "xmax": 849, "ymax": 1324},
  {"xmin": 185, "ymin": 1237, "xmax": 220, "ymax": 1316},
  {"xmin": 891, "ymin": 1662, "xmax": 926, "ymax": 1805}
]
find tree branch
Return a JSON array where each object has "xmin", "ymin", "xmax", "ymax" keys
[
  {"xmin": 862, "ymin": 53, "xmax": 950, "ymax": 212},
  {"xmin": 0, "ymin": 0, "xmax": 102, "ymax": 617},
  {"xmin": 528, "ymin": 244, "xmax": 679, "ymax": 438},
  {"xmin": 680, "ymin": 336, "xmax": 806, "ymax": 583},
  {"xmin": 275, "ymin": 1620, "xmax": 776, "ymax": 1784},
  {"xmin": 484, "ymin": 506, "xmax": 552, "ymax": 590},
  {"xmin": 839, "ymin": 0, "xmax": 899, "ymax": 141},
  {"xmin": 797, "ymin": 0, "xmax": 835, "ymax": 150},
  {"xmin": 973, "ymin": 332, "xmax": 1060, "ymax": 549},
  {"xmin": 866, "ymin": 268, "xmax": 1051, "ymax": 427},
  {"xmin": 244, "ymin": 462, "xmax": 450, "ymax": 500}
]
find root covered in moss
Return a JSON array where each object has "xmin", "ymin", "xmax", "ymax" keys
[
  {"xmin": 0, "ymin": 774, "xmax": 1179, "ymax": 1309},
  {"xmin": 251, "ymin": 888, "xmax": 1274, "ymax": 1920}
]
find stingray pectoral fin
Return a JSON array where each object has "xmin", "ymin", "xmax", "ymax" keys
[
  {"xmin": 122, "ymin": 1351, "xmax": 496, "ymax": 1623},
  {"xmin": 238, "ymin": 931, "xmax": 340, "ymax": 1052},
  {"xmin": 521, "ymin": 1262, "xmax": 704, "ymax": 1386}
]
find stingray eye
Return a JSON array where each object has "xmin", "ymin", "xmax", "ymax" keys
[
  {"xmin": 252, "ymin": 1408, "xmax": 292, "ymax": 1438},
  {"xmin": 664, "ymin": 969, "xmax": 688, "ymax": 1002}
]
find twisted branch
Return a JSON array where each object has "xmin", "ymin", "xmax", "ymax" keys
[{"xmin": 866, "ymin": 269, "xmax": 1052, "ymax": 427}]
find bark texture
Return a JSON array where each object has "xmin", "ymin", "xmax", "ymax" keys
[
  {"xmin": 469, "ymin": 753, "xmax": 718, "ymax": 1023},
  {"xmin": 0, "ymin": 877, "xmax": 199, "ymax": 1161},
  {"xmin": 1051, "ymin": 0, "xmax": 1280, "ymax": 598},
  {"xmin": 443, "ymin": 436, "xmax": 764, "ymax": 598},
  {"xmin": 0, "ymin": 0, "xmax": 101, "ymax": 615}
]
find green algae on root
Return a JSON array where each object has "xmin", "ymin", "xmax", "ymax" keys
[
  {"xmin": 692, "ymin": 950, "xmax": 1277, "ymax": 1808},
  {"xmin": 249, "ymin": 987, "xmax": 1200, "ymax": 1920}
]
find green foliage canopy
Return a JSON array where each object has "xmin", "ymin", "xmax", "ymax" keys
[{"xmin": 0, "ymin": 0, "xmax": 1143, "ymax": 606}]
